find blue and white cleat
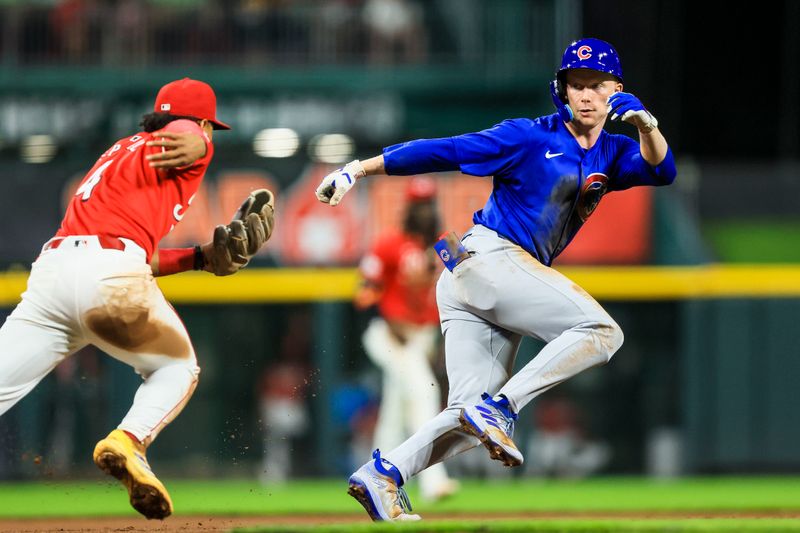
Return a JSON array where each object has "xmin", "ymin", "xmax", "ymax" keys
[
  {"xmin": 459, "ymin": 393, "xmax": 523, "ymax": 467},
  {"xmin": 347, "ymin": 449, "xmax": 421, "ymax": 522}
]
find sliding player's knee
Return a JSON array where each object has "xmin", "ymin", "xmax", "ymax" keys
[{"xmin": 595, "ymin": 321, "xmax": 624, "ymax": 362}]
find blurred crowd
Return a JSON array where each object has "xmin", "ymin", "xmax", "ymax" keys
[{"xmin": 0, "ymin": 0, "xmax": 485, "ymax": 66}]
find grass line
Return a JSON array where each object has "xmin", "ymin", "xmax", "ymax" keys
[
  {"xmin": 235, "ymin": 518, "xmax": 800, "ymax": 533},
  {"xmin": 1, "ymin": 478, "xmax": 799, "ymax": 518}
]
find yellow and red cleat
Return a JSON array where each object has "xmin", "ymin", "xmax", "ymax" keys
[{"xmin": 93, "ymin": 429, "xmax": 173, "ymax": 520}]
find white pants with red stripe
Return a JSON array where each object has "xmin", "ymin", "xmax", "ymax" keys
[{"xmin": 0, "ymin": 236, "xmax": 199, "ymax": 446}]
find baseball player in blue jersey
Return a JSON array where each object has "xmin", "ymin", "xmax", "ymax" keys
[{"xmin": 315, "ymin": 38, "xmax": 677, "ymax": 521}]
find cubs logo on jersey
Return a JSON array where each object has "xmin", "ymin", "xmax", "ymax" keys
[{"xmin": 577, "ymin": 172, "xmax": 608, "ymax": 221}]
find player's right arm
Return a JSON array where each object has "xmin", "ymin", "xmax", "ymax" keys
[
  {"xmin": 145, "ymin": 119, "xmax": 211, "ymax": 171},
  {"xmin": 145, "ymin": 131, "xmax": 207, "ymax": 168},
  {"xmin": 315, "ymin": 120, "xmax": 527, "ymax": 206}
]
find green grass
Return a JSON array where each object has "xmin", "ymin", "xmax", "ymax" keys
[
  {"xmin": 237, "ymin": 519, "xmax": 800, "ymax": 533},
  {"xmin": 704, "ymin": 220, "xmax": 800, "ymax": 262},
  {"xmin": 1, "ymin": 477, "xmax": 800, "ymax": 518}
]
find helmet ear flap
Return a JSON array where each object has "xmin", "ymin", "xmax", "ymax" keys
[
  {"xmin": 550, "ymin": 76, "xmax": 573, "ymax": 123},
  {"xmin": 555, "ymin": 72, "xmax": 567, "ymax": 102}
]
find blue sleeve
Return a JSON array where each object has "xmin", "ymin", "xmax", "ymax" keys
[
  {"xmin": 451, "ymin": 119, "xmax": 528, "ymax": 177},
  {"xmin": 382, "ymin": 138, "xmax": 461, "ymax": 175},
  {"xmin": 382, "ymin": 119, "xmax": 527, "ymax": 177},
  {"xmin": 609, "ymin": 136, "xmax": 677, "ymax": 191}
]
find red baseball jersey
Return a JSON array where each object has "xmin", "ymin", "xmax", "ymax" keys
[
  {"xmin": 360, "ymin": 231, "xmax": 440, "ymax": 325},
  {"xmin": 58, "ymin": 120, "xmax": 213, "ymax": 261}
]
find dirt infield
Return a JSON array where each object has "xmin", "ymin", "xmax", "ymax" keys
[{"xmin": 3, "ymin": 512, "xmax": 800, "ymax": 533}]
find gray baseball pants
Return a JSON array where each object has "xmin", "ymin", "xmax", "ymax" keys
[{"xmin": 383, "ymin": 224, "xmax": 623, "ymax": 482}]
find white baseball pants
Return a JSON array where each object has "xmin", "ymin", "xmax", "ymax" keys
[
  {"xmin": 362, "ymin": 318, "xmax": 454, "ymax": 499},
  {"xmin": 383, "ymin": 224, "xmax": 624, "ymax": 482},
  {"xmin": 0, "ymin": 236, "xmax": 199, "ymax": 446}
]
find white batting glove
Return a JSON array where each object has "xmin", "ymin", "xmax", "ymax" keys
[
  {"xmin": 607, "ymin": 92, "xmax": 659, "ymax": 133},
  {"xmin": 315, "ymin": 160, "xmax": 366, "ymax": 206}
]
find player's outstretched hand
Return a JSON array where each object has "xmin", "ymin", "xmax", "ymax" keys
[
  {"xmin": 146, "ymin": 131, "xmax": 207, "ymax": 168},
  {"xmin": 607, "ymin": 92, "xmax": 658, "ymax": 133},
  {"xmin": 315, "ymin": 160, "xmax": 366, "ymax": 206}
]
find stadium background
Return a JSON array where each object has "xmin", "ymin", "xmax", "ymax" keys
[{"xmin": 0, "ymin": 0, "xmax": 799, "ymax": 530}]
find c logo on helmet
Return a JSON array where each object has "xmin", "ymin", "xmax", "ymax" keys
[{"xmin": 577, "ymin": 45, "xmax": 592, "ymax": 60}]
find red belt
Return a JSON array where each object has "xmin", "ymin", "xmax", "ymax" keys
[{"xmin": 44, "ymin": 235, "xmax": 126, "ymax": 252}]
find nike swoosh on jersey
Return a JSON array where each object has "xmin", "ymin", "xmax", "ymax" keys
[{"xmin": 545, "ymin": 150, "xmax": 564, "ymax": 159}]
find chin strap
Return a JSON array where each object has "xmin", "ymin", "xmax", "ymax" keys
[{"xmin": 549, "ymin": 80, "xmax": 573, "ymax": 123}]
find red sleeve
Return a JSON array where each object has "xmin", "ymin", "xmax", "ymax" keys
[
  {"xmin": 155, "ymin": 119, "xmax": 214, "ymax": 179},
  {"xmin": 360, "ymin": 233, "xmax": 400, "ymax": 284}
]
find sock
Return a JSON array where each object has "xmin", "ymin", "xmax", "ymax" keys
[
  {"xmin": 490, "ymin": 394, "xmax": 518, "ymax": 419},
  {"xmin": 492, "ymin": 393, "xmax": 509, "ymax": 406},
  {"xmin": 123, "ymin": 430, "xmax": 142, "ymax": 446}
]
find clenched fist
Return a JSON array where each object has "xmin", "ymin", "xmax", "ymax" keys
[
  {"xmin": 607, "ymin": 92, "xmax": 659, "ymax": 133},
  {"xmin": 315, "ymin": 160, "xmax": 366, "ymax": 206}
]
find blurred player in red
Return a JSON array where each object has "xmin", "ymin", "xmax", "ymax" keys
[
  {"xmin": 0, "ymin": 78, "xmax": 273, "ymax": 520},
  {"xmin": 356, "ymin": 177, "xmax": 459, "ymax": 502}
]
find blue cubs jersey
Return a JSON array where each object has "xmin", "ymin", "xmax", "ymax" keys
[{"xmin": 382, "ymin": 114, "xmax": 676, "ymax": 266}]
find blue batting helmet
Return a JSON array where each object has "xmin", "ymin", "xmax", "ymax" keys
[
  {"xmin": 558, "ymin": 38, "xmax": 623, "ymax": 81},
  {"xmin": 550, "ymin": 38, "xmax": 623, "ymax": 122}
]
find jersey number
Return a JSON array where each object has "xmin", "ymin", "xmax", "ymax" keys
[{"xmin": 75, "ymin": 160, "xmax": 113, "ymax": 201}]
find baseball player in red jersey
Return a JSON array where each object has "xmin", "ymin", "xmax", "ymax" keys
[
  {"xmin": 0, "ymin": 78, "xmax": 274, "ymax": 520},
  {"xmin": 356, "ymin": 177, "xmax": 458, "ymax": 502}
]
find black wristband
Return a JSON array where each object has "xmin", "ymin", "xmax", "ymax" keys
[{"xmin": 193, "ymin": 245, "xmax": 204, "ymax": 271}]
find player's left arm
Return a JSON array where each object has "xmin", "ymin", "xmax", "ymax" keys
[
  {"xmin": 607, "ymin": 91, "xmax": 670, "ymax": 165},
  {"xmin": 149, "ymin": 247, "xmax": 203, "ymax": 277},
  {"xmin": 635, "ymin": 122, "xmax": 669, "ymax": 167},
  {"xmin": 607, "ymin": 92, "xmax": 676, "ymax": 190},
  {"xmin": 152, "ymin": 189, "xmax": 275, "ymax": 277}
]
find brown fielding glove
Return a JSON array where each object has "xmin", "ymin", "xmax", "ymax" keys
[
  {"xmin": 201, "ymin": 189, "xmax": 276, "ymax": 276},
  {"xmin": 234, "ymin": 189, "xmax": 275, "ymax": 255}
]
